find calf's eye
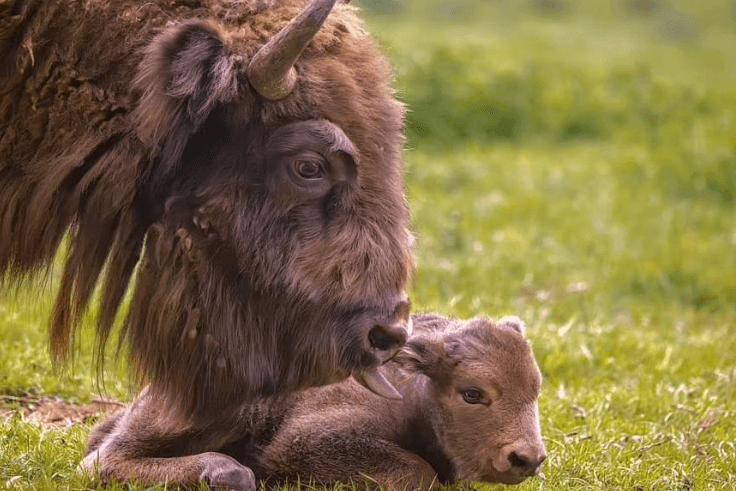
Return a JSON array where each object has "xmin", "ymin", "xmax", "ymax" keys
[
  {"xmin": 295, "ymin": 158, "xmax": 325, "ymax": 180},
  {"xmin": 462, "ymin": 388, "xmax": 484, "ymax": 404}
]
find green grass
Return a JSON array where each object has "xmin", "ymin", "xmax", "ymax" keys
[{"xmin": 2, "ymin": 0, "xmax": 735, "ymax": 489}]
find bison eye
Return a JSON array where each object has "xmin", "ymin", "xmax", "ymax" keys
[
  {"xmin": 462, "ymin": 388, "xmax": 484, "ymax": 404},
  {"xmin": 295, "ymin": 157, "xmax": 325, "ymax": 180}
]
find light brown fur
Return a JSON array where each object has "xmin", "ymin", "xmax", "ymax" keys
[{"xmin": 251, "ymin": 314, "xmax": 547, "ymax": 489}]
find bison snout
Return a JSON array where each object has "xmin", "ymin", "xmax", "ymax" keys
[
  {"xmin": 504, "ymin": 443, "xmax": 547, "ymax": 479},
  {"xmin": 352, "ymin": 317, "xmax": 411, "ymax": 401},
  {"xmin": 368, "ymin": 320, "xmax": 409, "ymax": 363}
]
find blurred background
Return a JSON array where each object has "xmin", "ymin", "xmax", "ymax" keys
[
  {"xmin": 350, "ymin": 0, "xmax": 736, "ymax": 327},
  {"xmin": 1, "ymin": 1, "xmax": 735, "ymax": 489},
  {"xmin": 352, "ymin": 1, "xmax": 736, "ymax": 487}
]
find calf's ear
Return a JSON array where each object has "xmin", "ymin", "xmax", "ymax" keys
[
  {"xmin": 497, "ymin": 316, "xmax": 526, "ymax": 336},
  {"xmin": 133, "ymin": 20, "xmax": 243, "ymax": 180},
  {"xmin": 394, "ymin": 334, "xmax": 453, "ymax": 380}
]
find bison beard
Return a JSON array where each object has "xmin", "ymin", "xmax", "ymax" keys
[{"xmin": 0, "ymin": 0, "xmax": 414, "ymax": 488}]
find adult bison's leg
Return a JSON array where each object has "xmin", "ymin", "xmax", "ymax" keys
[{"xmin": 81, "ymin": 390, "xmax": 256, "ymax": 491}]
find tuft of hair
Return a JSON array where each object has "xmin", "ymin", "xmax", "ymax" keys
[{"xmin": 496, "ymin": 316, "xmax": 526, "ymax": 336}]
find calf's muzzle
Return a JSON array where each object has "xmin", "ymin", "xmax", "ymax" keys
[
  {"xmin": 508, "ymin": 446, "xmax": 547, "ymax": 476},
  {"xmin": 497, "ymin": 440, "xmax": 547, "ymax": 482}
]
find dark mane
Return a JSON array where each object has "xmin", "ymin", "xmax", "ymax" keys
[{"xmin": 1, "ymin": 0, "xmax": 411, "ymax": 420}]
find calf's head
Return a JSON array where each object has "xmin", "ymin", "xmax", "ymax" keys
[{"xmin": 397, "ymin": 316, "xmax": 546, "ymax": 484}]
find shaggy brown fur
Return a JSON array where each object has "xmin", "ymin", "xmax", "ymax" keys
[
  {"xmin": 85, "ymin": 314, "xmax": 546, "ymax": 490},
  {"xmin": 1, "ymin": 0, "xmax": 412, "ymax": 409},
  {"xmin": 1, "ymin": 1, "xmax": 414, "ymax": 488}
]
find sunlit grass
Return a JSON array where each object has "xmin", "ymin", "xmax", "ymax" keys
[{"xmin": 0, "ymin": 281, "xmax": 131, "ymax": 404}]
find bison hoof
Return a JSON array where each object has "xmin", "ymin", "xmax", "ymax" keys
[{"xmin": 199, "ymin": 452, "xmax": 256, "ymax": 491}]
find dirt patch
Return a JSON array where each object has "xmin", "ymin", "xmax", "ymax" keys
[{"xmin": 0, "ymin": 395, "xmax": 123, "ymax": 427}]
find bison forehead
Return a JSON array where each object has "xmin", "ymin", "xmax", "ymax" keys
[
  {"xmin": 253, "ymin": 5, "xmax": 406, "ymax": 181},
  {"xmin": 449, "ymin": 325, "xmax": 542, "ymax": 400},
  {"xmin": 227, "ymin": 3, "xmax": 410, "ymax": 306}
]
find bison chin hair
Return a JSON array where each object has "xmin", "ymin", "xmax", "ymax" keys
[{"xmin": 124, "ymin": 220, "xmax": 378, "ymax": 419}]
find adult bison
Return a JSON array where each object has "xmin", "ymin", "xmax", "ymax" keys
[
  {"xmin": 85, "ymin": 314, "xmax": 546, "ymax": 490},
  {"xmin": 1, "ymin": 0, "xmax": 413, "ymax": 488}
]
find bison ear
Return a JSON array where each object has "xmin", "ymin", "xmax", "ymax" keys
[
  {"xmin": 394, "ymin": 334, "xmax": 453, "ymax": 379},
  {"xmin": 497, "ymin": 316, "xmax": 526, "ymax": 336},
  {"xmin": 133, "ymin": 20, "xmax": 243, "ymax": 177}
]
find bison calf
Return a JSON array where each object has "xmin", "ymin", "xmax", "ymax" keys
[{"xmin": 245, "ymin": 314, "xmax": 547, "ymax": 489}]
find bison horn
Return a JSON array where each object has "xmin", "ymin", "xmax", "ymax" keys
[
  {"xmin": 247, "ymin": 0, "xmax": 339, "ymax": 100},
  {"xmin": 354, "ymin": 367, "xmax": 403, "ymax": 400}
]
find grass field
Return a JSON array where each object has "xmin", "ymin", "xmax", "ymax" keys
[{"xmin": 2, "ymin": 0, "xmax": 735, "ymax": 489}]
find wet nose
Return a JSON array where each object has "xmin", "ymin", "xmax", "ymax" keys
[
  {"xmin": 366, "ymin": 296, "xmax": 412, "ymax": 363},
  {"xmin": 507, "ymin": 447, "xmax": 547, "ymax": 476},
  {"xmin": 368, "ymin": 321, "xmax": 409, "ymax": 363}
]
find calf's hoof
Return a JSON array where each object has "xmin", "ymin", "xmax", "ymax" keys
[{"xmin": 199, "ymin": 452, "xmax": 256, "ymax": 491}]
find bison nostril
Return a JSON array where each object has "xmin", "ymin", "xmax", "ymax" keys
[
  {"xmin": 368, "ymin": 327, "xmax": 392, "ymax": 351},
  {"xmin": 508, "ymin": 451, "xmax": 529, "ymax": 469},
  {"xmin": 368, "ymin": 324, "xmax": 407, "ymax": 354},
  {"xmin": 508, "ymin": 450, "xmax": 546, "ymax": 475}
]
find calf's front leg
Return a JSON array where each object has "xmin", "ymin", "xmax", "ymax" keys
[
  {"xmin": 81, "ymin": 451, "xmax": 254, "ymax": 491},
  {"xmin": 80, "ymin": 393, "xmax": 255, "ymax": 491}
]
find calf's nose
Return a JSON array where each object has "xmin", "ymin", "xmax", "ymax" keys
[{"xmin": 507, "ymin": 446, "xmax": 547, "ymax": 476}]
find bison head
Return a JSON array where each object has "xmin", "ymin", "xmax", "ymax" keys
[
  {"xmin": 396, "ymin": 316, "xmax": 546, "ymax": 484},
  {"xmin": 0, "ymin": 0, "xmax": 412, "ymax": 418}
]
